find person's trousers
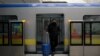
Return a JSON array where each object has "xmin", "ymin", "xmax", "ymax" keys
[{"xmin": 49, "ymin": 33, "xmax": 58, "ymax": 52}]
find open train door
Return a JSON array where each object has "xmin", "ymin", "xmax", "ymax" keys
[{"xmin": 36, "ymin": 14, "xmax": 65, "ymax": 54}]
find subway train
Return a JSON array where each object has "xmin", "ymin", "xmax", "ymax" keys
[{"xmin": 0, "ymin": 3, "xmax": 100, "ymax": 56}]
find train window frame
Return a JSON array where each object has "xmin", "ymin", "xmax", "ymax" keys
[
  {"xmin": 0, "ymin": 22, "xmax": 9, "ymax": 46},
  {"xmin": 84, "ymin": 21, "xmax": 100, "ymax": 46},
  {"xmin": 70, "ymin": 21, "xmax": 83, "ymax": 46},
  {"xmin": 0, "ymin": 15, "xmax": 18, "ymax": 46},
  {"xmin": 83, "ymin": 15, "xmax": 100, "ymax": 46},
  {"xmin": 3, "ymin": 22, "xmax": 9, "ymax": 46},
  {"xmin": 84, "ymin": 22, "xmax": 92, "ymax": 45},
  {"xmin": 11, "ymin": 22, "xmax": 23, "ymax": 46}
]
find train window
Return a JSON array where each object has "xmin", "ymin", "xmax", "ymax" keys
[
  {"xmin": 0, "ymin": 15, "xmax": 18, "ymax": 46},
  {"xmin": 11, "ymin": 22, "xmax": 23, "ymax": 46},
  {"xmin": 84, "ymin": 23, "xmax": 91, "ymax": 45},
  {"xmin": 70, "ymin": 22, "xmax": 83, "ymax": 45},
  {"xmin": 84, "ymin": 15, "xmax": 100, "ymax": 45},
  {"xmin": 0, "ymin": 15, "xmax": 17, "ymax": 22},
  {"xmin": 83, "ymin": 15, "xmax": 100, "ymax": 21},
  {"xmin": 4, "ymin": 23, "xmax": 9, "ymax": 45},
  {"xmin": 92, "ymin": 23, "xmax": 100, "ymax": 45},
  {"xmin": 0, "ymin": 23, "xmax": 3, "ymax": 45}
]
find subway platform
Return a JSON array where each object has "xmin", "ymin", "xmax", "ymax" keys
[{"xmin": 26, "ymin": 54, "xmax": 68, "ymax": 56}]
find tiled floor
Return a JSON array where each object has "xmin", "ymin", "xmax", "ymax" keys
[{"xmin": 26, "ymin": 54, "xmax": 68, "ymax": 56}]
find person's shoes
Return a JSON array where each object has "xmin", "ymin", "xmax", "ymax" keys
[
  {"xmin": 51, "ymin": 51, "xmax": 55, "ymax": 56},
  {"xmin": 51, "ymin": 53, "xmax": 54, "ymax": 56}
]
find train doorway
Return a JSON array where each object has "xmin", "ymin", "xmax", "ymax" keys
[
  {"xmin": 36, "ymin": 14, "xmax": 64, "ymax": 53},
  {"xmin": 70, "ymin": 21, "xmax": 100, "ymax": 56}
]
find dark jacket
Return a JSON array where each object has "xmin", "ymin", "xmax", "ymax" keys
[{"xmin": 47, "ymin": 22, "xmax": 60, "ymax": 35}]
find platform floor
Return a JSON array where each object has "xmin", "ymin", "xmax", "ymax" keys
[{"xmin": 26, "ymin": 54, "xmax": 68, "ymax": 56}]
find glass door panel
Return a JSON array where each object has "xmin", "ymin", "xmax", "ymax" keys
[
  {"xmin": 4, "ymin": 23, "xmax": 9, "ymax": 45},
  {"xmin": 92, "ymin": 23, "xmax": 100, "ymax": 45},
  {"xmin": 84, "ymin": 23, "xmax": 91, "ymax": 45},
  {"xmin": 0, "ymin": 23, "xmax": 3, "ymax": 45}
]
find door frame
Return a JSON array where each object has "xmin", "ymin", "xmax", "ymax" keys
[{"xmin": 36, "ymin": 14, "xmax": 65, "ymax": 54}]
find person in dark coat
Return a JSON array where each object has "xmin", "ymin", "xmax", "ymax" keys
[{"xmin": 47, "ymin": 19, "xmax": 60, "ymax": 54}]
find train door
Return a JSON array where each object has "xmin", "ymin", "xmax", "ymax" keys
[
  {"xmin": 36, "ymin": 14, "xmax": 64, "ymax": 53},
  {"xmin": 70, "ymin": 21, "xmax": 100, "ymax": 56}
]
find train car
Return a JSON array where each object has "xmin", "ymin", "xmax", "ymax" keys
[{"xmin": 0, "ymin": 3, "xmax": 100, "ymax": 56}]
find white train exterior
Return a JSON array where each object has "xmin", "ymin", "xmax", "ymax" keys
[{"xmin": 0, "ymin": 3, "xmax": 100, "ymax": 56}]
